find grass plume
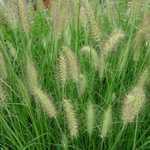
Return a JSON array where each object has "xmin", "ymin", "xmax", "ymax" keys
[
  {"xmin": 101, "ymin": 105, "xmax": 112, "ymax": 138},
  {"xmin": 26, "ymin": 56, "xmax": 57, "ymax": 118},
  {"xmin": 63, "ymin": 98, "xmax": 78, "ymax": 138},
  {"xmin": 122, "ymin": 70, "xmax": 148, "ymax": 124}
]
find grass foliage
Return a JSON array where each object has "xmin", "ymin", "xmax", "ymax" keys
[{"xmin": 0, "ymin": 0, "xmax": 150, "ymax": 149}]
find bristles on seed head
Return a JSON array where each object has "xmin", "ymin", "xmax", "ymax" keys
[
  {"xmin": 26, "ymin": 56, "xmax": 57, "ymax": 118},
  {"xmin": 127, "ymin": 0, "xmax": 143, "ymax": 16},
  {"xmin": 0, "ymin": 0, "xmax": 19, "ymax": 28},
  {"xmin": 57, "ymin": 52, "xmax": 67, "ymax": 88},
  {"xmin": 102, "ymin": 29, "xmax": 124, "ymax": 55},
  {"xmin": 0, "ymin": 84, "xmax": 7, "ymax": 107},
  {"xmin": 63, "ymin": 98, "xmax": 78, "ymax": 138},
  {"xmin": 18, "ymin": 0, "xmax": 30, "ymax": 32},
  {"xmin": 101, "ymin": 105, "xmax": 112, "ymax": 138},
  {"xmin": 122, "ymin": 69, "xmax": 147, "ymax": 124},
  {"xmin": 86, "ymin": 101, "xmax": 95, "ymax": 136},
  {"xmin": 51, "ymin": 0, "xmax": 71, "ymax": 39},
  {"xmin": 82, "ymin": 0, "xmax": 101, "ymax": 46},
  {"xmin": 122, "ymin": 87, "xmax": 145, "ymax": 124},
  {"xmin": 26, "ymin": 57, "xmax": 39, "ymax": 92},
  {"xmin": 0, "ymin": 51, "xmax": 7, "ymax": 80},
  {"xmin": 63, "ymin": 47, "xmax": 80, "ymax": 82},
  {"xmin": 33, "ymin": 88, "xmax": 57, "ymax": 118}
]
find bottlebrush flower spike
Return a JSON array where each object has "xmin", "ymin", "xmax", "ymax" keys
[
  {"xmin": 0, "ymin": 51, "xmax": 7, "ymax": 80},
  {"xmin": 18, "ymin": 0, "xmax": 30, "ymax": 32},
  {"xmin": 33, "ymin": 87, "xmax": 57, "ymax": 118},
  {"xmin": 122, "ymin": 70, "xmax": 147, "ymax": 124},
  {"xmin": 0, "ymin": 84, "xmax": 7, "ymax": 107},
  {"xmin": 82, "ymin": 0, "xmax": 101, "ymax": 47},
  {"xmin": 101, "ymin": 105, "xmax": 112, "ymax": 138},
  {"xmin": 26, "ymin": 56, "xmax": 57, "ymax": 118},
  {"xmin": 57, "ymin": 52, "xmax": 67, "ymax": 88},
  {"xmin": 122, "ymin": 87, "xmax": 145, "ymax": 124},
  {"xmin": 0, "ymin": 0, "xmax": 19, "ymax": 28},
  {"xmin": 86, "ymin": 101, "xmax": 95, "ymax": 136},
  {"xmin": 63, "ymin": 98, "xmax": 78, "ymax": 138},
  {"xmin": 63, "ymin": 47, "xmax": 80, "ymax": 83},
  {"xmin": 102, "ymin": 29, "xmax": 125, "ymax": 55},
  {"xmin": 51, "ymin": 0, "xmax": 72, "ymax": 39},
  {"xmin": 26, "ymin": 57, "xmax": 39, "ymax": 91}
]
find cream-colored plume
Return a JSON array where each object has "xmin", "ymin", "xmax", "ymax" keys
[
  {"xmin": 57, "ymin": 52, "xmax": 67, "ymax": 88},
  {"xmin": 33, "ymin": 87, "xmax": 57, "ymax": 118},
  {"xmin": 127, "ymin": 0, "xmax": 143, "ymax": 19},
  {"xmin": 0, "ymin": 51, "xmax": 7, "ymax": 80},
  {"xmin": 82, "ymin": 0, "xmax": 101, "ymax": 47},
  {"xmin": 63, "ymin": 98, "xmax": 78, "ymax": 137},
  {"xmin": 18, "ymin": 0, "xmax": 30, "ymax": 32},
  {"xmin": 26, "ymin": 57, "xmax": 57, "ymax": 118},
  {"xmin": 102, "ymin": 29, "xmax": 125, "ymax": 55},
  {"xmin": 86, "ymin": 101, "xmax": 95, "ymax": 136},
  {"xmin": 26, "ymin": 57, "xmax": 39, "ymax": 91},
  {"xmin": 0, "ymin": 0, "xmax": 19, "ymax": 28},
  {"xmin": 122, "ymin": 70, "xmax": 148, "ymax": 124},
  {"xmin": 99, "ymin": 29, "xmax": 124, "ymax": 78},
  {"xmin": 101, "ymin": 105, "xmax": 112, "ymax": 138},
  {"xmin": 62, "ymin": 47, "xmax": 80, "ymax": 83},
  {"xmin": 0, "ymin": 84, "xmax": 7, "ymax": 107},
  {"xmin": 122, "ymin": 87, "xmax": 145, "ymax": 124},
  {"xmin": 51, "ymin": 0, "xmax": 73, "ymax": 39}
]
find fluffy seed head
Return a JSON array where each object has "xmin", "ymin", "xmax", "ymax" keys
[
  {"xmin": 57, "ymin": 52, "xmax": 67, "ymax": 88},
  {"xmin": 0, "ymin": 51, "xmax": 7, "ymax": 80},
  {"xmin": 86, "ymin": 101, "xmax": 95, "ymax": 136},
  {"xmin": 0, "ymin": 0, "xmax": 19, "ymax": 28},
  {"xmin": 102, "ymin": 29, "xmax": 124, "ymax": 55},
  {"xmin": 122, "ymin": 87, "xmax": 145, "ymax": 124},
  {"xmin": 122, "ymin": 69, "xmax": 147, "ymax": 124},
  {"xmin": 101, "ymin": 105, "xmax": 112, "ymax": 138},
  {"xmin": 33, "ymin": 87, "xmax": 57, "ymax": 118},
  {"xmin": 127, "ymin": 0, "xmax": 143, "ymax": 18},
  {"xmin": 26, "ymin": 56, "xmax": 57, "ymax": 118},
  {"xmin": 63, "ymin": 98, "xmax": 78, "ymax": 138},
  {"xmin": 51, "ymin": 0, "xmax": 72, "ymax": 39},
  {"xmin": 26, "ymin": 57, "xmax": 39, "ymax": 91},
  {"xmin": 63, "ymin": 47, "xmax": 80, "ymax": 82},
  {"xmin": 0, "ymin": 84, "xmax": 7, "ymax": 107},
  {"xmin": 18, "ymin": 0, "xmax": 30, "ymax": 32},
  {"xmin": 82, "ymin": 0, "xmax": 101, "ymax": 46}
]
